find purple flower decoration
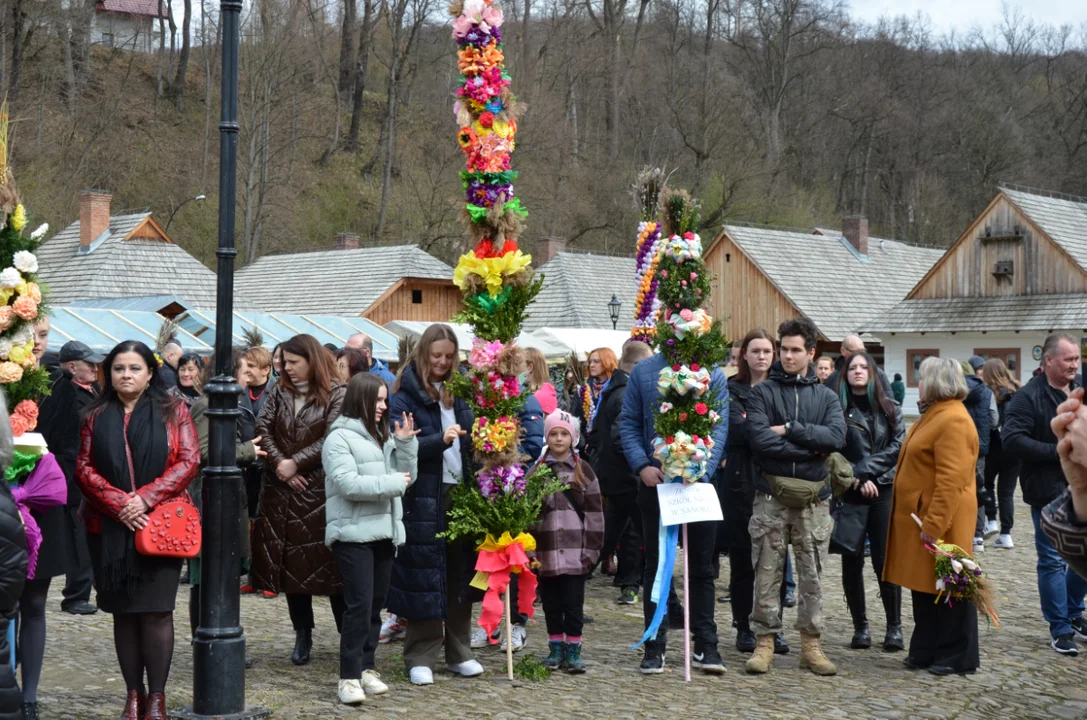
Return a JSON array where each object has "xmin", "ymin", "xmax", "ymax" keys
[
  {"xmin": 466, "ymin": 179, "xmax": 514, "ymax": 208},
  {"xmin": 477, "ymin": 465, "xmax": 527, "ymax": 499}
]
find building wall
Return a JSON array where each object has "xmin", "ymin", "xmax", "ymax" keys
[
  {"xmin": 910, "ymin": 196, "xmax": 1087, "ymax": 299},
  {"xmin": 91, "ymin": 12, "xmax": 160, "ymax": 53},
  {"xmin": 362, "ymin": 281, "xmax": 461, "ymax": 326},
  {"xmin": 705, "ymin": 232, "xmax": 802, "ymax": 343},
  {"xmin": 881, "ymin": 331, "xmax": 1069, "ymax": 415}
]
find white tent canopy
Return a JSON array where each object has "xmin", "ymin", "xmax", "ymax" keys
[{"xmin": 383, "ymin": 321, "xmax": 630, "ymax": 362}]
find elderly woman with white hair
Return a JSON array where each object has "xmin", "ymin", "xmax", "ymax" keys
[{"xmin": 883, "ymin": 357, "xmax": 980, "ymax": 676}]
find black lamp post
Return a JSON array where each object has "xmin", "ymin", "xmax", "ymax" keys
[
  {"xmin": 174, "ymin": 0, "xmax": 267, "ymax": 715},
  {"xmin": 608, "ymin": 294, "xmax": 622, "ymax": 330}
]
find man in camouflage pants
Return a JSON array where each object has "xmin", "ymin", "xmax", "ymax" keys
[{"xmin": 744, "ymin": 317, "xmax": 845, "ymax": 676}]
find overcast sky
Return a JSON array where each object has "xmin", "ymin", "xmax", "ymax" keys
[{"xmin": 847, "ymin": 0, "xmax": 1087, "ymax": 35}]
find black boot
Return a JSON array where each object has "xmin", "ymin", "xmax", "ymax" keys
[
  {"xmin": 881, "ymin": 581, "xmax": 905, "ymax": 651},
  {"xmin": 291, "ymin": 628, "xmax": 312, "ymax": 665},
  {"xmin": 843, "ymin": 562, "xmax": 870, "ymax": 649},
  {"xmin": 736, "ymin": 628, "xmax": 757, "ymax": 653}
]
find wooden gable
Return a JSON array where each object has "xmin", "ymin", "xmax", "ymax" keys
[
  {"xmin": 908, "ymin": 194, "xmax": 1087, "ymax": 300},
  {"xmin": 123, "ymin": 216, "xmax": 174, "ymax": 243},
  {"xmin": 362, "ymin": 278, "xmax": 460, "ymax": 326},
  {"xmin": 704, "ymin": 230, "xmax": 806, "ymax": 343}
]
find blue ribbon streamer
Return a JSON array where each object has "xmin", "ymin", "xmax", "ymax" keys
[{"xmin": 632, "ymin": 519, "xmax": 680, "ymax": 649}]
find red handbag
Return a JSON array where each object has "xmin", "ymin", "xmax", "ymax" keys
[{"xmin": 135, "ymin": 499, "xmax": 202, "ymax": 558}]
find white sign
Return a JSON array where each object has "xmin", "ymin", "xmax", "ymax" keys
[{"xmin": 656, "ymin": 482, "xmax": 723, "ymax": 527}]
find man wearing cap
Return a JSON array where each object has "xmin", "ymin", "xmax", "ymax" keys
[{"xmin": 38, "ymin": 340, "xmax": 103, "ymax": 614}]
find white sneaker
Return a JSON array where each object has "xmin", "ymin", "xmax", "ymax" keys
[
  {"xmin": 379, "ymin": 614, "xmax": 406, "ymax": 644},
  {"xmin": 338, "ymin": 679, "xmax": 366, "ymax": 705},
  {"xmin": 470, "ymin": 625, "xmax": 499, "ymax": 649},
  {"xmin": 994, "ymin": 533, "xmax": 1015, "ymax": 549},
  {"xmin": 360, "ymin": 669, "xmax": 388, "ymax": 695},
  {"xmin": 409, "ymin": 666, "xmax": 434, "ymax": 685},
  {"xmin": 973, "ymin": 537, "xmax": 985, "ymax": 553},
  {"xmin": 500, "ymin": 624, "xmax": 527, "ymax": 652},
  {"xmin": 446, "ymin": 659, "xmax": 484, "ymax": 677},
  {"xmin": 983, "ymin": 519, "xmax": 1000, "ymax": 539}
]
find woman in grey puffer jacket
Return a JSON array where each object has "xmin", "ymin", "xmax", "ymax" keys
[{"xmin": 322, "ymin": 373, "xmax": 418, "ymax": 705}]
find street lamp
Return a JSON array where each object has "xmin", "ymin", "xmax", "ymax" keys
[
  {"xmin": 608, "ymin": 294, "xmax": 621, "ymax": 330},
  {"xmin": 164, "ymin": 194, "xmax": 206, "ymax": 232},
  {"xmin": 174, "ymin": 0, "xmax": 267, "ymax": 715}
]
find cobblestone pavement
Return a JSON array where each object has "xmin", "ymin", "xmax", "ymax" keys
[{"xmin": 31, "ymin": 498, "xmax": 1087, "ymax": 720}]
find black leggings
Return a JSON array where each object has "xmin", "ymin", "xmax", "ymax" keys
[
  {"xmin": 19, "ymin": 577, "xmax": 51, "ymax": 703},
  {"xmin": 983, "ymin": 441, "xmax": 1019, "ymax": 534},
  {"xmin": 841, "ymin": 489, "xmax": 892, "ymax": 621},
  {"xmin": 113, "ymin": 612, "xmax": 175, "ymax": 694}
]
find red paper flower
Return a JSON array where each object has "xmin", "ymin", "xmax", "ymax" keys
[
  {"xmin": 666, "ymin": 436, "xmax": 675, "ymax": 444},
  {"xmin": 679, "ymin": 413, "xmax": 688, "ymax": 421},
  {"xmin": 694, "ymin": 402, "xmax": 708, "ymax": 416},
  {"xmin": 479, "ymin": 111, "xmax": 495, "ymax": 128},
  {"xmin": 672, "ymin": 364, "xmax": 681, "ymax": 371},
  {"xmin": 690, "ymin": 363, "xmax": 701, "ymax": 372}
]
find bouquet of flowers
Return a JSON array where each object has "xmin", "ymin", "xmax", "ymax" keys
[
  {"xmin": 443, "ymin": 0, "xmax": 562, "ymax": 651},
  {"xmin": 0, "ymin": 106, "xmax": 51, "ymax": 429},
  {"xmin": 912, "ymin": 513, "xmax": 1000, "ymax": 627}
]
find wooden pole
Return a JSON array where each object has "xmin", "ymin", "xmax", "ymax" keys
[
  {"xmin": 505, "ymin": 586, "xmax": 514, "ymax": 681},
  {"xmin": 682, "ymin": 523, "xmax": 691, "ymax": 682}
]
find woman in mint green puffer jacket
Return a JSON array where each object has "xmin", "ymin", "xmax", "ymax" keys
[{"xmin": 322, "ymin": 373, "xmax": 419, "ymax": 703}]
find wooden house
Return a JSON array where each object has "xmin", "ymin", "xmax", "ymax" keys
[
  {"xmin": 859, "ymin": 185, "xmax": 1087, "ymax": 414},
  {"xmin": 704, "ymin": 219, "xmax": 943, "ymax": 354},
  {"xmin": 234, "ymin": 234, "xmax": 460, "ymax": 324},
  {"xmin": 92, "ymin": 0, "xmax": 168, "ymax": 53},
  {"xmin": 37, "ymin": 190, "xmax": 225, "ymax": 308}
]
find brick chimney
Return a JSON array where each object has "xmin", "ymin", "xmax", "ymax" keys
[
  {"xmin": 333, "ymin": 232, "xmax": 359, "ymax": 250},
  {"xmin": 843, "ymin": 216, "xmax": 869, "ymax": 256},
  {"xmin": 540, "ymin": 236, "xmax": 567, "ymax": 261},
  {"xmin": 79, "ymin": 190, "xmax": 112, "ymax": 249}
]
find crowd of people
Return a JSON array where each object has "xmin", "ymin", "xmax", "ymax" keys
[{"xmin": 3, "ymin": 316, "xmax": 1087, "ymax": 717}]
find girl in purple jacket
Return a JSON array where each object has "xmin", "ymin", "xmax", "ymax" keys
[{"xmin": 529, "ymin": 410, "xmax": 604, "ymax": 673}]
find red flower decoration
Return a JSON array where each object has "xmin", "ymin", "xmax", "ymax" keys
[
  {"xmin": 690, "ymin": 363, "xmax": 701, "ymax": 372},
  {"xmin": 479, "ymin": 111, "xmax": 496, "ymax": 128},
  {"xmin": 666, "ymin": 436, "xmax": 675, "ymax": 444},
  {"xmin": 692, "ymin": 434, "xmax": 701, "ymax": 443},
  {"xmin": 694, "ymin": 402, "xmax": 708, "ymax": 416},
  {"xmin": 672, "ymin": 364, "xmax": 681, "ymax": 371},
  {"xmin": 684, "ymin": 231, "xmax": 694, "ymax": 240},
  {"xmin": 679, "ymin": 413, "xmax": 688, "ymax": 421},
  {"xmin": 14, "ymin": 400, "xmax": 38, "ymax": 423}
]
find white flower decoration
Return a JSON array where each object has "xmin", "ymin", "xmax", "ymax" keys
[
  {"xmin": 29, "ymin": 224, "xmax": 48, "ymax": 241},
  {"xmin": 12, "ymin": 251, "xmax": 37, "ymax": 274},
  {"xmin": 0, "ymin": 268, "xmax": 21, "ymax": 289},
  {"xmin": 0, "ymin": 338, "xmax": 12, "ymax": 360},
  {"xmin": 12, "ymin": 326, "xmax": 31, "ymax": 345}
]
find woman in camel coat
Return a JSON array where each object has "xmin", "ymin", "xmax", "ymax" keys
[{"xmin": 884, "ymin": 356, "xmax": 980, "ymax": 676}]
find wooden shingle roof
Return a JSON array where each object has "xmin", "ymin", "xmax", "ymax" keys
[
  {"xmin": 720, "ymin": 225, "xmax": 944, "ymax": 341},
  {"xmin": 1001, "ymin": 187, "xmax": 1087, "ymax": 271},
  {"xmin": 524, "ymin": 252, "xmax": 637, "ymax": 331},
  {"xmin": 234, "ymin": 245, "xmax": 454, "ymax": 315},
  {"xmin": 858, "ymin": 294, "xmax": 1087, "ymax": 333},
  {"xmin": 37, "ymin": 213, "xmax": 223, "ymax": 307}
]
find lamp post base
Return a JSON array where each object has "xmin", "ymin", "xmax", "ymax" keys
[{"xmin": 170, "ymin": 706, "xmax": 272, "ymax": 720}]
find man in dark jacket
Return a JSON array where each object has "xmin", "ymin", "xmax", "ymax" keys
[
  {"xmin": 744, "ymin": 317, "xmax": 845, "ymax": 677},
  {"xmin": 37, "ymin": 341, "xmax": 102, "ymax": 614},
  {"xmin": 591, "ymin": 340, "xmax": 654, "ymax": 605},
  {"xmin": 619, "ymin": 346, "xmax": 729, "ymax": 676},
  {"xmin": 1003, "ymin": 332, "xmax": 1087, "ymax": 656},
  {"xmin": 825, "ymin": 334, "xmax": 893, "ymax": 396}
]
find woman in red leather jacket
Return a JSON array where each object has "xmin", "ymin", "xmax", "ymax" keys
[{"xmin": 76, "ymin": 340, "xmax": 199, "ymax": 720}]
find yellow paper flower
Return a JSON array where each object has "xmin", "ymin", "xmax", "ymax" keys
[
  {"xmin": 10, "ymin": 205, "xmax": 26, "ymax": 232},
  {"xmin": 14, "ymin": 281, "xmax": 26, "ymax": 297},
  {"xmin": 8, "ymin": 345, "xmax": 26, "ymax": 364},
  {"xmin": 0, "ymin": 288, "xmax": 12, "ymax": 306},
  {"xmin": 454, "ymin": 250, "xmax": 533, "ymax": 297}
]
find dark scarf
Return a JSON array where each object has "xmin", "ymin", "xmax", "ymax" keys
[
  {"xmin": 177, "ymin": 382, "xmax": 201, "ymax": 400},
  {"xmin": 92, "ymin": 394, "xmax": 169, "ymax": 593}
]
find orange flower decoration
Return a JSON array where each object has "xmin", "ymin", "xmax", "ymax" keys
[{"xmin": 457, "ymin": 126, "xmax": 478, "ymax": 151}]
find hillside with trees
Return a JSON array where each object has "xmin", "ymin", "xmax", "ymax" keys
[{"xmin": 1, "ymin": 0, "xmax": 1085, "ymax": 267}]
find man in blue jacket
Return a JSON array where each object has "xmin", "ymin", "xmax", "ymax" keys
[
  {"xmin": 619, "ymin": 350, "xmax": 729, "ymax": 676},
  {"xmin": 346, "ymin": 333, "xmax": 397, "ymax": 385}
]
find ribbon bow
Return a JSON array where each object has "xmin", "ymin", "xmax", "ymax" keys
[{"xmin": 474, "ymin": 531, "xmax": 538, "ymax": 636}]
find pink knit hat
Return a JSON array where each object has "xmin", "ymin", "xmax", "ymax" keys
[{"xmin": 544, "ymin": 409, "xmax": 581, "ymax": 448}]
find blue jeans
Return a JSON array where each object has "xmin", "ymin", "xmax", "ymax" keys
[{"xmin": 1032, "ymin": 506, "xmax": 1087, "ymax": 638}]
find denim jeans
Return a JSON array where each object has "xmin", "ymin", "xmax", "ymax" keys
[{"xmin": 1031, "ymin": 506, "xmax": 1087, "ymax": 638}]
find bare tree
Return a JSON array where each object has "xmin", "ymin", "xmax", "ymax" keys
[
  {"xmin": 344, "ymin": 0, "xmax": 377, "ymax": 152},
  {"xmin": 171, "ymin": 0, "xmax": 193, "ymax": 109}
]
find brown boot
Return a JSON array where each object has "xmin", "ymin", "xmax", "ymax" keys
[
  {"xmin": 144, "ymin": 692, "xmax": 167, "ymax": 720},
  {"xmin": 744, "ymin": 634, "xmax": 775, "ymax": 674},
  {"xmin": 798, "ymin": 632, "xmax": 837, "ymax": 676}
]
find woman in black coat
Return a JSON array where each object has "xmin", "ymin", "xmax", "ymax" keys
[
  {"xmin": 837, "ymin": 352, "xmax": 905, "ymax": 651},
  {"xmin": 386, "ymin": 324, "xmax": 479, "ymax": 686},
  {"xmin": 0, "ymin": 400, "xmax": 28, "ymax": 720}
]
